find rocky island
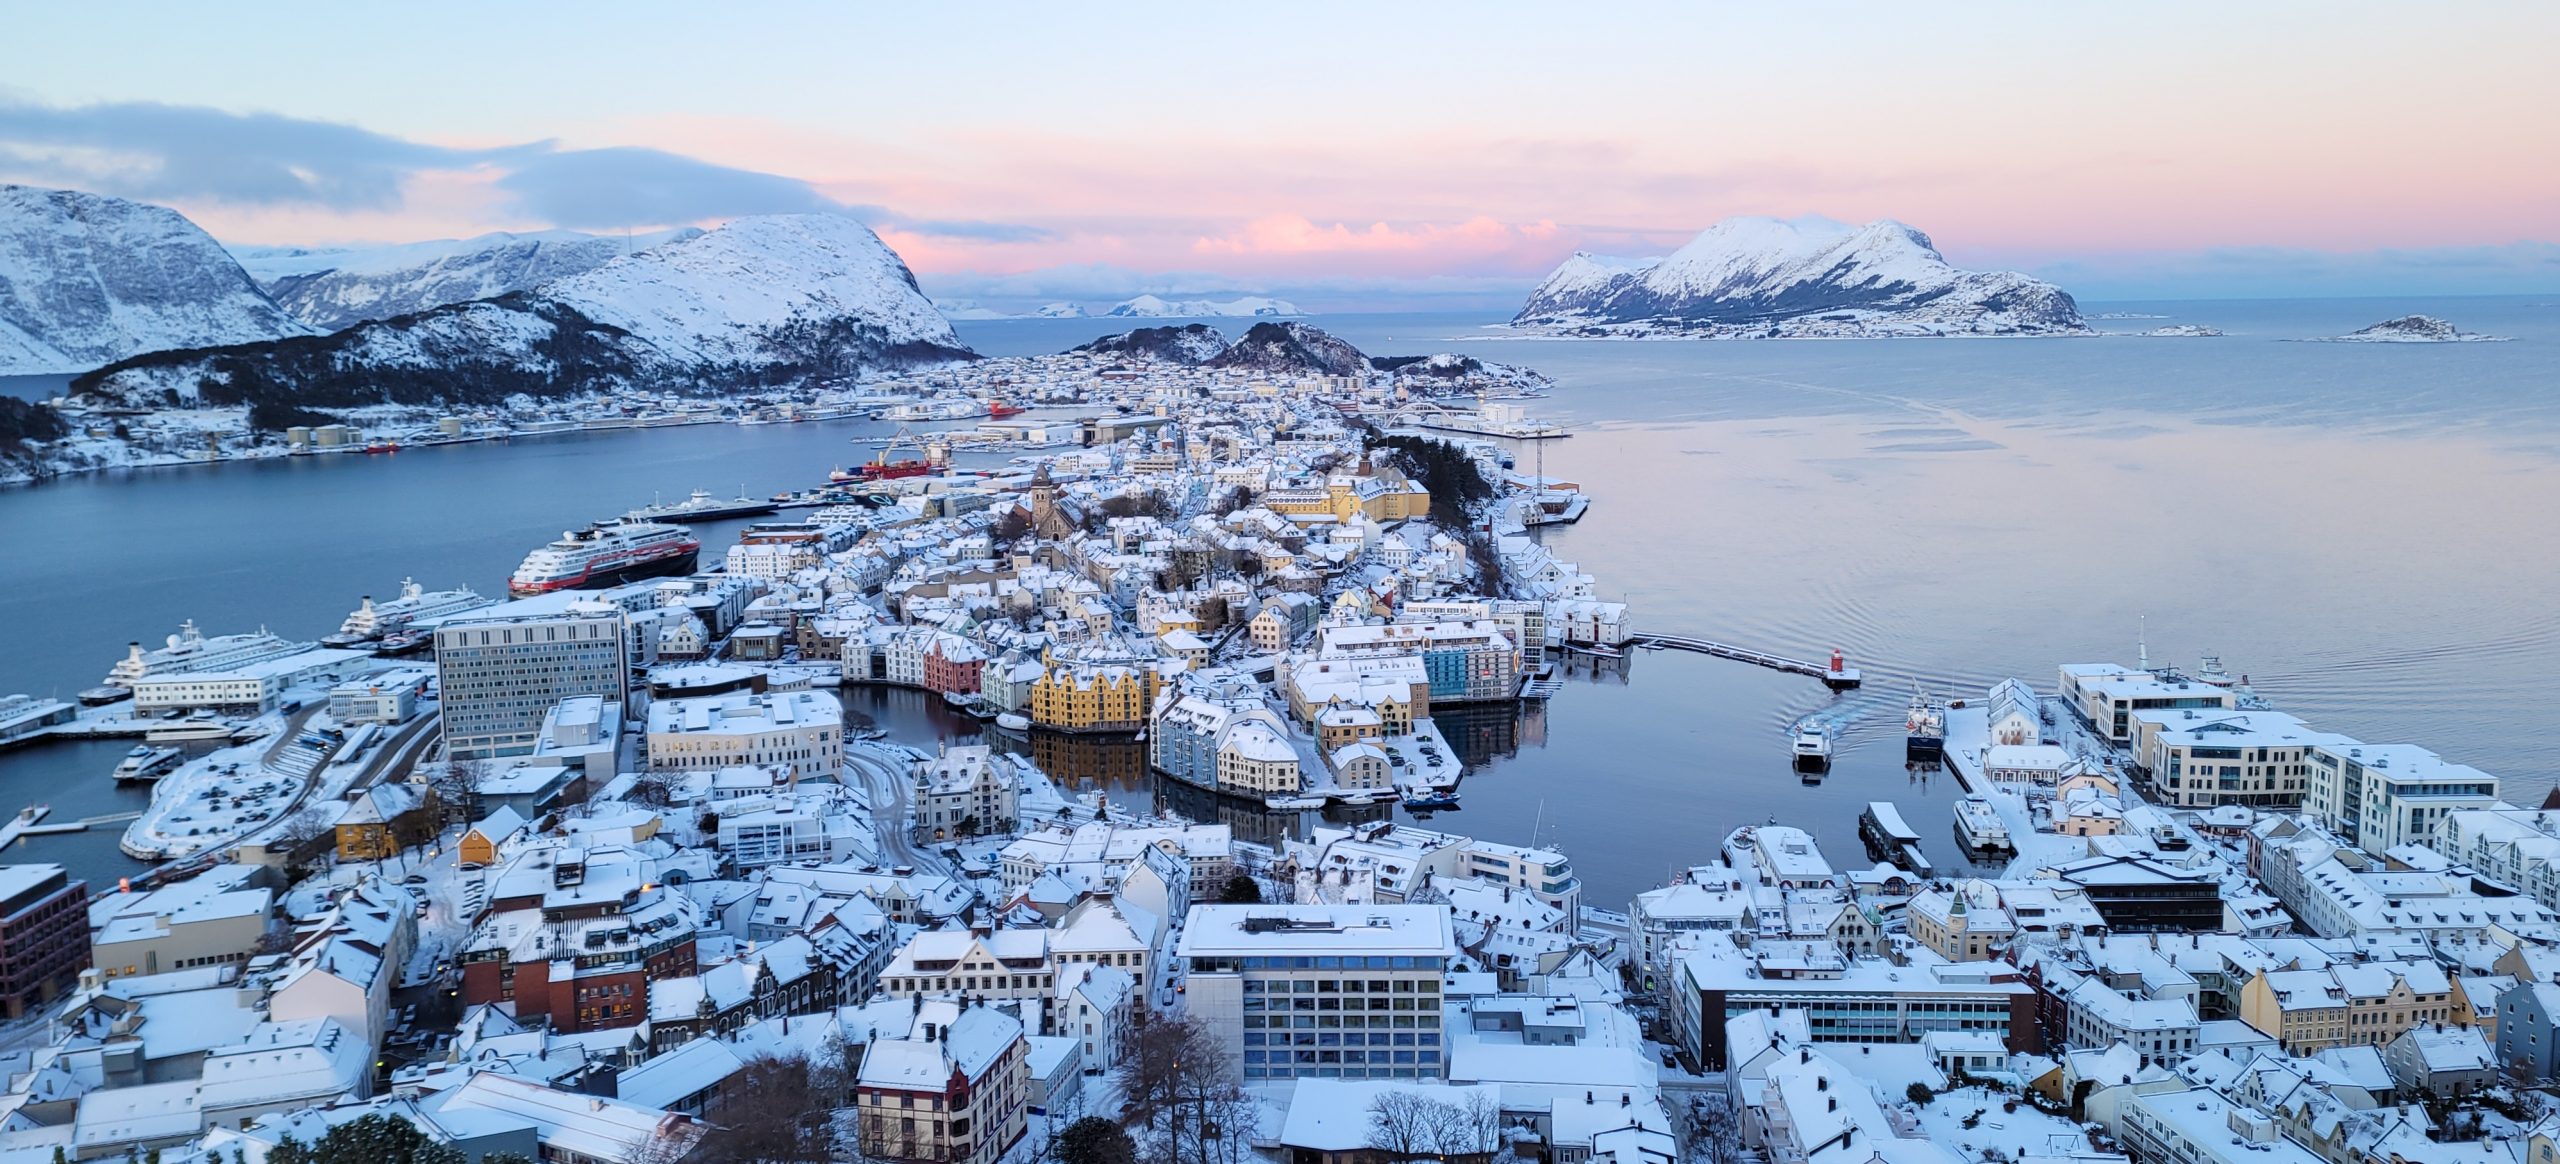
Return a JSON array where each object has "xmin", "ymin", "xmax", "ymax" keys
[
  {"xmin": 1511, "ymin": 215, "xmax": 2090, "ymax": 338},
  {"xmin": 2311, "ymin": 314, "xmax": 2508, "ymax": 343}
]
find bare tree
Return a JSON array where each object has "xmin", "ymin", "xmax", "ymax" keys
[
  {"xmin": 699, "ymin": 1053, "xmax": 836, "ymax": 1163},
  {"xmin": 1367, "ymin": 1091, "xmax": 1439, "ymax": 1159},
  {"xmin": 420, "ymin": 759, "xmax": 485, "ymax": 824},
  {"xmin": 277, "ymin": 807, "xmax": 332, "ymax": 856},
  {"xmin": 1112, "ymin": 1009, "xmax": 1224, "ymax": 1124},
  {"xmin": 625, "ymin": 771, "xmax": 679, "ymax": 809}
]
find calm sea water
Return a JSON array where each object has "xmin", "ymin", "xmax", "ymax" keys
[{"xmin": 4, "ymin": 296, "xmax": 2555, "ymax": 905}]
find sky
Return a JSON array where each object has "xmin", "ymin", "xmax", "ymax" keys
[{"xmin": 3, "ymin": 1, "xmax": 2557, "ymax": 309}]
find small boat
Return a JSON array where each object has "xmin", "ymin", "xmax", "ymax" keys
[
  {"xmin": 376, "ymin": 628, "xmax": 431, "ymax": 655},
  {"xmin": 364, "ymin": 439, "xmax": 399, "ymax": 454},
  {"xmin": 994, "ymin": 713, "xmax": 1031, "ymax": 732},
  {"xmin": 987, "ymin": 402, "xmax": 1027, "ymax": 418},
  {"xmin": 1792, "ymin": 723, "xmax": 1832, "ymax": 768},
  {"xmin": 112, "ymin": 746, "xmax": 184, "ymax": 782},
  {"xmin": 2195, "ymin": 653, "xmax": 2236, "ymax": 688},
  {"xmin": 1402, "ymin": 789, "xmax": 1462, "ymax": 811}
]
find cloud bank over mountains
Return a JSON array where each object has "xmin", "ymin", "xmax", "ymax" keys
[{"xmin": 2, "ymin": 96, "xmax": 2552, "ymax": 310}]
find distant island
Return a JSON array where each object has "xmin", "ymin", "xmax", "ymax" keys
[
  {"xmin": 1511, "ymin": 215, "xmax": 2088, "ymax": 338},
  {"xmin": 1105, "ymin": 294, "xmax": 1300, "ymax": 318},
  {"xmin": 2305, "ymin": 315, "xmax": 2509, "ymax": 343}
]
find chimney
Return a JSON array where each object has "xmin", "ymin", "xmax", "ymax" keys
[
  {"xmin": 1828, "ymin": 1097, "xmax": 1838, "ymax": 1112},
  {"xmin": 1817, "ymin": 1076, "xmax": 1829, "ymax": 1092}
]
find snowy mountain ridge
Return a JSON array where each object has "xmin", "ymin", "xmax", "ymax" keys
[
  {"xmin": 76, "ymin": 213, "xmax": 972, "ymax": 410},
  {"xmin": 236, "ymin": 228, "xmax": 702, "ymax": 331},
  {"xmin": 0, "ymin": 184, "xmax": 315, "ymax": 374},
  {"xmin": 1515, "ymin": 215, "xmax": 2087, "ymax": 337}
]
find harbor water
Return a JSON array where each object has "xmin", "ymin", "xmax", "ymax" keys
[{"xmin": 5, "ymin": 296, "xmax": 2558, "ymax": 907}]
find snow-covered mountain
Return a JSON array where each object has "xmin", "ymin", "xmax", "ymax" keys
[
  {"xmin": 1204, "ymin": 322, "xmax": 1369, "ymax": 376},
  {"xmin": 1106, "ymin": 294, "xmax": 1300, "ymax": 318},
  {"xmin": 1070, "ymin": 324, "xmax": 1232, "ymax": 364},
  {"xmin": 76, "ymin": 213, "xmax": 972, "ymax": 410},
  {"xmin": 1515, "ymin": 216, "xmax": 2086, "ymax": 337},
  {"xmin": 0, "ymin": 185, "xmax": 314, "ymax": 374},
  {"xmin": 235, "ymin": 228, "xmax": 700, "ymax": 331}
]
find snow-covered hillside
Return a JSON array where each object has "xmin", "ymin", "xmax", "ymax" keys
[
  {"xmin": 542, "ymin": 215, "xmax": 965, "ymax": 368},
  {"xmin": 1070, "ymin": 324, "xmax": 1232, "ymax": 364},
  {"xmin": 236, "ymin": 228, "xmax": 699, "ymax": 331},
  {"xmin": 1515, "ymin": 216, "xmax": 2086, "ymax": 337},
  {"xmin": 77, "ymin": 213, "xmax": 973, "ymax": 410},
  {"xmin": 1204, "ymin": 322, "xmax": 1369, "ymax": 376},
  {"xmin": 1106, "ymin": 294, "xmax": 1300, "ymax": 318},
  {"xmin": 0, "ymin": 185, "xmax": 314, "ymax": 374}
]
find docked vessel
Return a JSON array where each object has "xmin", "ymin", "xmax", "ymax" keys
[
  {"xmin": 324, "ymin": 578, "xmax": 492, "ymax": 647},
  {"xmin": 363, "ymin": 439, "xmax": 399, "ymax": 454},
  {"xmin": 844, "ymin": 427, "xmax": 934, "ymax": 481},
  {"xmin": 2194, "ymin": 653, "xmax": 2236, "ymax": 688},
  {"xmin": 147, "ymin": 713, "xmax": 239, "ymax": 742},
  {"xmin": 986, "ymin": 401, "xmax": 1027, "ymax": 418},
  {"xmin": 1401, "ymin": 789, "xmax": 1462, "ymax": 811},
  {"xmin": 1791, "ymin": 723, "xmax": 1832, "ymax": 768},
  {"xmin": 993, "ymin": 713, "xmax": 1032, "ymax": 732},
  {"xmin": 626, "ymin": 487, "xmax": 778, "ymax": 524},
  {"xmin": 508, "ymin": 521, "xmax": 701, "ymax": 597},
  {"xmin": 105, "ymin": 621, "xmax": 315, "ymax": 689},
  {"xmin": 1408, "ymin": 397, "xmax": 1570, "ymax": 440},
  {"xmin": 1905, "ymin": 689, "xmax": 1946, "ymax": 758},
  {"xmin": 1954, "ymin": 795, "xmax": 2013, "ymax": 854},
  {"xmin": 112, "ymin": 745, "xmax": 184, "ymax": 782},
  {"xmin": 1858, "ymin": 801, "xmax": 1933, "ymax": 875}
]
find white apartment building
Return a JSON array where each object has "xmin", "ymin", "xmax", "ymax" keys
[
  {"xmin": 2136, "ymin": 709, "xmax": 2345, "ymax": 809},
  {"xmin": 2056, "ymin": 663, "xmax": 2235, "ymax": 744},
  {"xmin": 645, "ymin": 689, "xmax": 843, "ymax": 780},
  {"xmin": 2303, "ymin": 740, "xmax": 2499, "ymax": 852},
  {"xmin": 437, "ymin": 606, "xmax": 629, "ymax": 759},
  {"xmin": 1176, "ymin": 905, "xmax": 1460, "ymax": 1082}
]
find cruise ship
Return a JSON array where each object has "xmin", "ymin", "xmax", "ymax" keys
[
  {"xmin": 105, "ymin": 621, "xmax": 316, "ymax": 688},
  {"xmin": 625, "ymin": 488, "xmax": 778, "ymax": 524},
  {"xmin": 508, "ymin": 521, "xmax": 701, "ymax": 597},
  {"xmin": 324, "ymin": 578, "xmax": 494, "ymax": 646}
]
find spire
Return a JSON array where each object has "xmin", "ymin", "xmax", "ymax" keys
[{"xmin": 2138, "ymin": 614, "xmax": 2149, "ymax": 671}]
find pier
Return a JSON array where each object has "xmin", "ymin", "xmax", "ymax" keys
[
  {"xmin": 1628, "ymin": 635, "xmax": 1863, "ymax": 689},
  {"xmin": 0, "ymin": 805, "xmax": 51, "ymax": 847}
]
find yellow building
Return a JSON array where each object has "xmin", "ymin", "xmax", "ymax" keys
[
  {"xmin": 1327, "ymin": 475, "xmax": 1429, "ymax": 522},
  {"xmin": 2238, "ymin": 961, "xmax": 2454, "ymax": 1055},
  {"xmin": 1030, "ymin": 664, "xmax": 1158, "ymax": 733},
  {"xmin": 334, "ymin": 784, "xmax": 436, "ymax": 861}
]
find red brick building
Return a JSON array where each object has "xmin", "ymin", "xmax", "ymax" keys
[
  {"xmin": 923, "ymin": 637, "xmax": 987, "ymax": 697},
  {"xmin": 457, "ymin": 848, "xmax": 700, "ymax": 1033},
  {"xmin": 0, "ymin": 864, "xmax": 89, "ymax": 1019}
]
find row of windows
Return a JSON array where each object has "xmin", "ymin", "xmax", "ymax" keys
[
  {"xmin": 1243, "ymin": 1015, "xmax": 1442, "ymax": 1030},
  {"xmin": 1195, "ymin": 955, "xmax": 1444, "ymax": 971},
  {"xmin": 1245, "ymin": 1031, "xmax": 1438, "ymax": 1047},
  {"xmin": 1246, "ymin": 1048, "xmax": 1437, "ymax": 1065}
]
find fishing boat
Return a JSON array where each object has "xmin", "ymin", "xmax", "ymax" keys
[
  {"xmin": 1402, "ymin": 789, "xmax": 1462, "ymax": 811},
  {"xmin": 1905, "ymin": 688, "xmax": 1946, "ymax": 758}
]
